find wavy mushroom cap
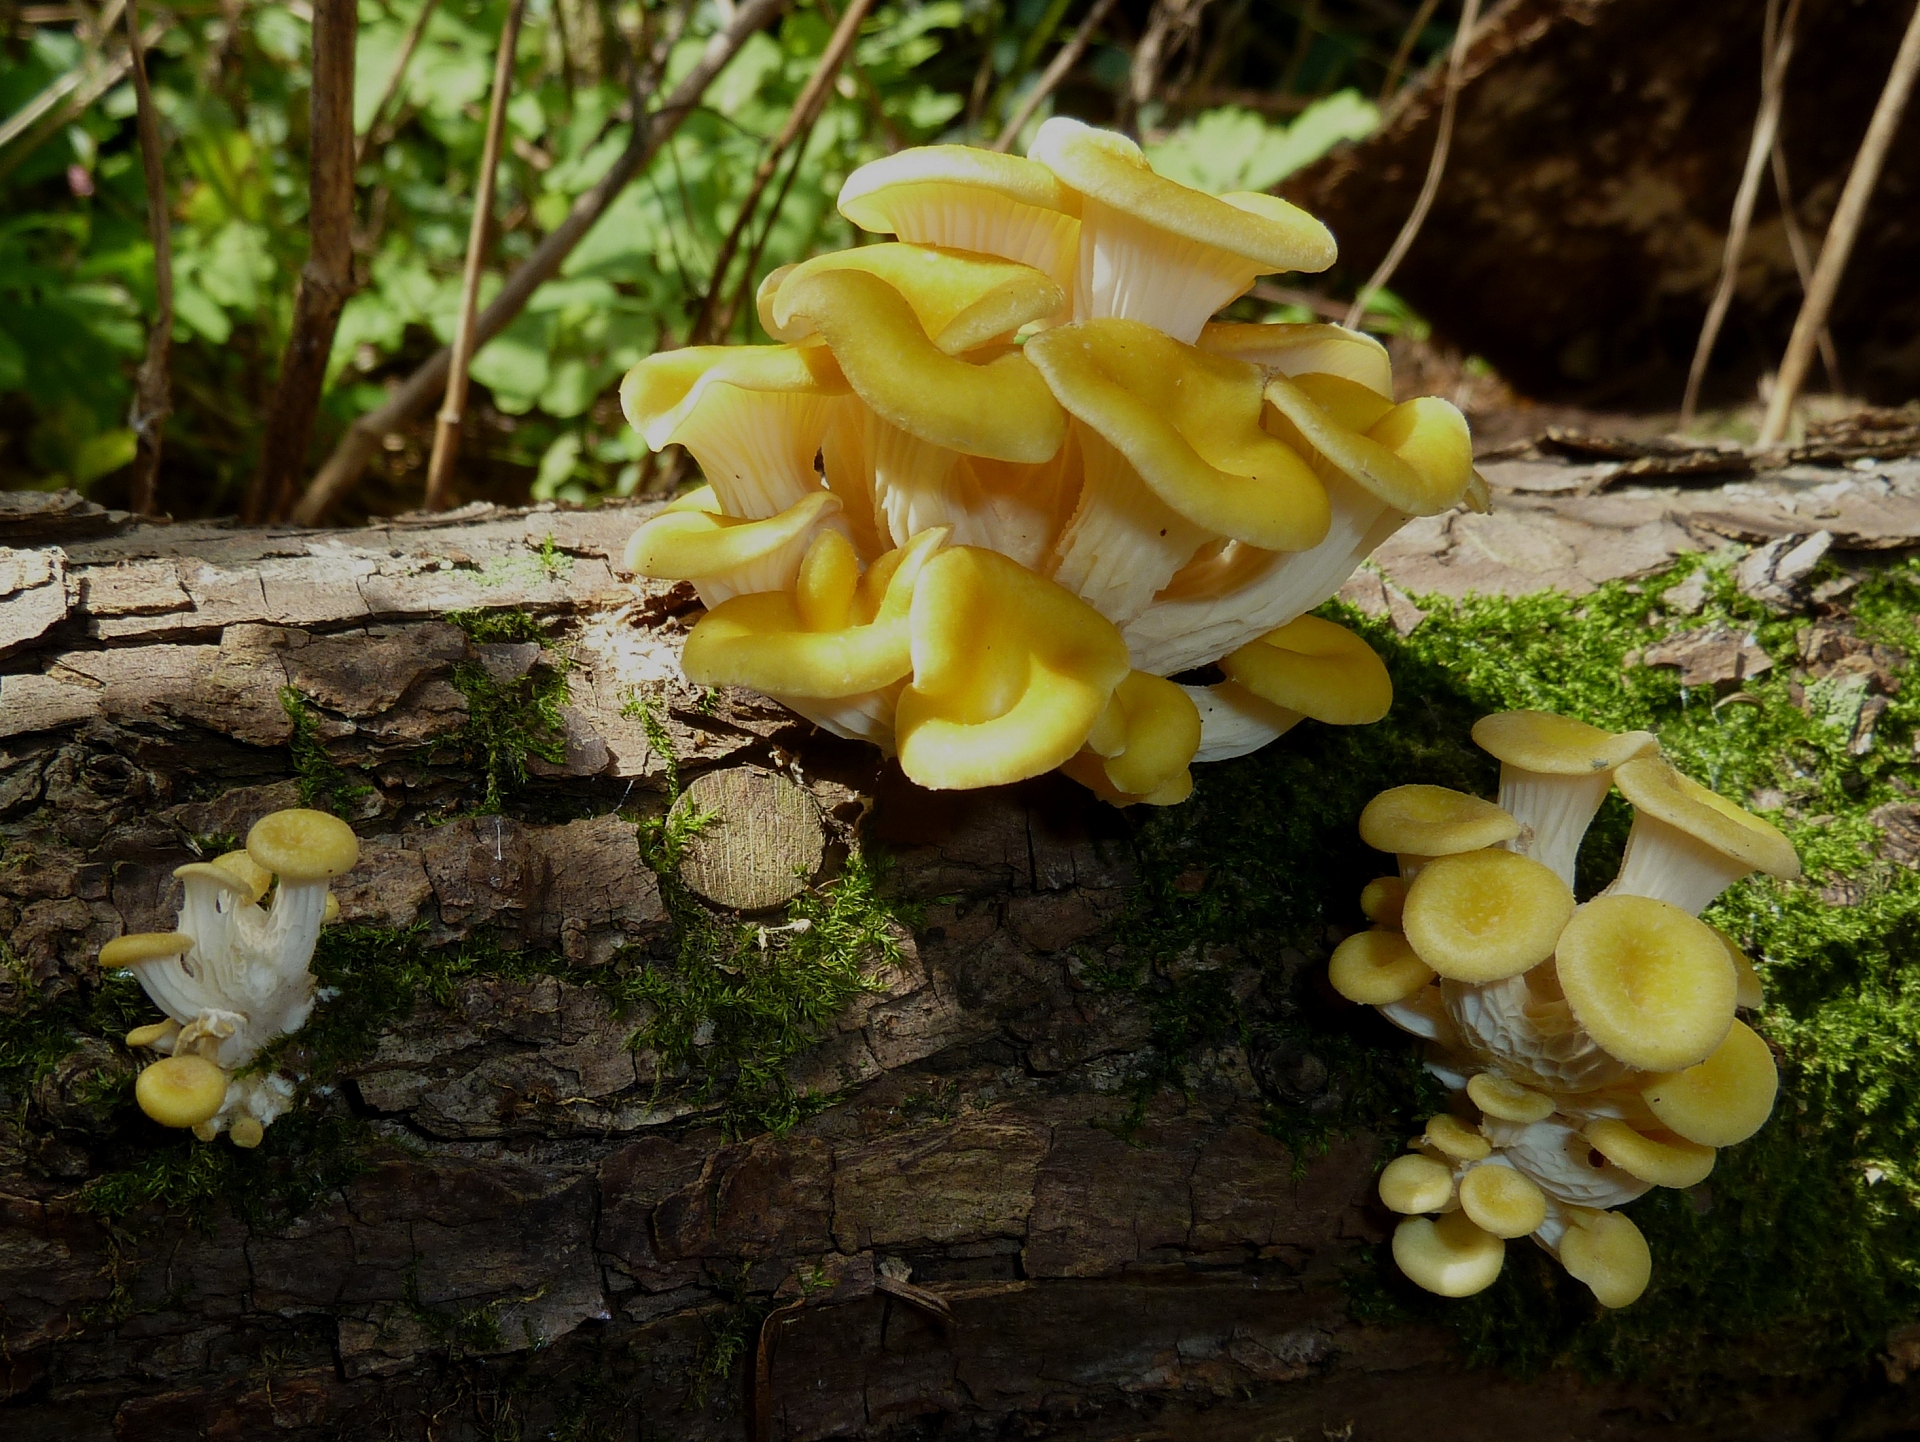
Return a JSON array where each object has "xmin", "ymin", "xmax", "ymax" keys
[
  {"xmin": 1077, "ymin": 669, "xmax": 1203, "ymax": 802},
  {"xmin": 247, "ymin": 808, "xmax": 360, "ymax": 883},
  {"xmin": 1263, "ymin": 374, "xmax": 1474, "ymax": 517},
  {"xmin": 1422, "ymin": 1113, "xmax": 1491, "ymax": 1162},
  {"xmin": 1583, "ymin": 1119, "xmax": 1716, "ymax": 1188},
  {"xmin": 1472, "ymin": 711, "xmax": 1659, "ymax": 775},
  {"xmin": 1359, "ymin": 875, "xmax": 1407, "ymax": 928},
  {"xmin": 624, "ymin": 490, "xmax": 844, "ymax": 586},
  {"xmin": 100, "ymin": 932, "xmax": 193, "ymax": 968},
  {"xmin": 896, "ymin": 545, "xmax": 1131, "ymax": 790},
  {"xmin": 1558, "ymin": 1208, "xmax": 1652, "ymax": 1308},
  {"xmin": 1328, "ymin": 928, "xmax": 1434, "ymax": 1005},
  {"xmin": 1466, "ymin": 1071, "xmax": 1556, "ymax": 1124},
  {"xmin": 1640, "ymin": 1018, "xmax": 1778, "ymax": 1146},
  {"xmin": 767, "ymin": 243, "xmax": 1065, "ymax": 354},
  {"xmin": 1026, "ymin": 320, "xmax": 1329, "ymax": 551},
  {"xmin": 210, "ymin": 849, "xmax": 274, "ymax": 904},
  {"xmin": 1392, "ymin": 1211, "xmax": 1506, "ymax": 1297},
  {"xmin": 1378, "ymin": 1153, "xmax": 1455, "ymax": 1214},
  {"xmin": 680, "ymin": 528, "xmax": 945, "ymax": 699},
  {"xmin": 620, "ymin": 343, "xmax": 847, "ymax": 448},
  {"xmin": 1198, "ymin": 321, "xmax": 1394, "ymax": 398},
  {"xmin": 125, "ymin": 1019, "xmax": 181, "ymax": 1050},
  {"xmin": 1359, "ymin": 785, "xmax": 1520, "ymax": 860},
  {"xmin": 1555, "ymin": 895, "xmax": 1737, "ymax": 1071},
  {"xmin": 1612, "ymin": 756, "xmax": 1801, "ymax": 914},
  {"xmin": 1402, "ymin": 848, "xmax": 1576, "ymax": 984},
  {"xmin": 1459, "ymin": 1162, "xmax": 1549, "ymax": 1239},
  {"xmin": 1219, "ymin": 614, "xmax": 1391, "ymax": 726},
  {"xmin": 135, "ymin": 1053, "xmax": 229, "ymax": 1129},
  {"xmin": 172, "ymin": 861, "xmax": 254, "ymax": 900},
  {"xmin": 776, "ymin": 268, "xmax": 1066, "ymax": 464},
  {"xmin": 837, "ymin": 146, "xmax": 1080, "ymax": 289}
]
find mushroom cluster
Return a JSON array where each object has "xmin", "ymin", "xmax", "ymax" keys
[
  {"xmin": 100, "ymin": 808, "xmax": 359, "ymax": 1147},
  {"xmin": 1332, "ymin": 711, "xmax": 1800, "ymax": 1307},
  {"xmin": 621, "ymin": 119, "xmax": 1477, "ymax": 801}
]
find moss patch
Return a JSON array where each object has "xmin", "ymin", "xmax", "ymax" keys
[{"xmin": 443, "ymin": 609, "xmax": 572, "ymax": 813}]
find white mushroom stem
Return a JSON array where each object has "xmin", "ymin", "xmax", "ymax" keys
[
  {"xmin": 1608, "ymin": 810, "xmax": 1756, "ymax": 916},
  {"xmin": 232, "ymin": 875, "xmax": 327, "ymax": 1032},
  {"xmin": 671, "ymin": 387, "xmax": 836, "ymax": 520},
  {"xmin": 1071, "ymin": 197, "xmax": 1267, "ymax": 343},
  {"xmin": 1442, "ymin": 973, "xmax": 1635, "ymax": 1095},
  {"xmin": 1049, "ymin": 426, "xmax": 1209, "ymax": 625},
  {"xmin": 1182, "ymin": 682, "xmax": 1302, "ymax": 763},
  {"xmin": 1480, "ymin": 1117, "xmax": 1652, "ymax": 1210},
  {"xmin": 1498, "ymin": 765, "xmax": 1612, "ymax": 890}
]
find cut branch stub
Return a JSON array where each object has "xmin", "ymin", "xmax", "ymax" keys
[{"xmin": 671, "ymin": 766, "xmax": 826, "ymax": 910}]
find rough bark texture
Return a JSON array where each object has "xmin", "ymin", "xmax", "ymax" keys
[
  {"xmin": 1286, "ymin": 0, "xmax": 1920, "ymax": 405},
  {"xmin": 1, "ymin": 482, "xmax": 1918, "ymax": 1439}
]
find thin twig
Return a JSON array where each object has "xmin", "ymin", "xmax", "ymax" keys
[
  {"xmin": 724, "ymin": 109, "xmax": 818, "ymax": 340},
  {"xmin": 1768, "ymin": 137, "xmax": 1843, "ymax": 399},
  {"xmin": 1344, "ymin": 0, "xmax": 1481, "ymax": 329},
  {"xmin": 293, "ymin": 0, "xmax": 791, "ymax": 525},
  {"xmin": 1760, "ymin": 0, "xmax": 1920, "ymax": 444},
  {"xmin": 122, "ymin": 0, "xmax": 172, "ymax": 516},
  {"xmin": 684, "ymin": 0, "xmax": 876, "ymax": 347},
  {"xmin": 247, "ymin": 0, "xmax": 361, "ymax": 522},
  {"xmin": 0, "ymin": 0, "xmax": 126, "ymax": 151},
  {"xmin": 1380, "ymin": 0, "xmax": 1442, "ymax": 100},
  {"xmin": 1680, "ymin": 0, "xmax": 1801, "ymax": 431},
  {"xmin": 992, "ymin": 0, "xmax": 1122, "ymax": 153},
  {"xmin": 423, "ymin": 0, "xmax": 526, "ymax": 511},
  {"xmin": 1124, "ymin": 0, "xmax": 1211, "ymax": 135},
  {"xmin": 356, "ymin": 0, "xmax": 441, "ymax": 166}
]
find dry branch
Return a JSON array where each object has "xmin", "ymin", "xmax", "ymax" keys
[
  {"xmin": 1767, "ymin": 138, "xmax": 1842, "ymax": 398},
  {"xmin": 247, "ymin": 0, "xmax": 360, "ymax": 522},
  {"xmin": 423, "ymin": 0, "xmax": 527, "ymax": 512},
  {"xmin": 356, "ymin": 0, "xmax": 442, "ymax": 166},
  {"xmin": 1380, "ymin": 0, "xmax": 1443, "ymax": 99},
  {"xmin": 122, "ymin": 0, "xmax": 172, "ymax": 517},
  {"xmin": 993, "ymin": 0, "xmax": 1122, "ymax": 153},
  {"xmin": 1759, "ymin": 0, "xmax": 1920, "ymax": 443},
  {"xmin": 292, "ymin": 0, "xmax": 790, "ymax": 526}
]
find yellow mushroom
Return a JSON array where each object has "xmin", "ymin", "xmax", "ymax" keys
[
  {"xmin": 1391, "ymin": 1211, "xmax": 1506, "ymax": 1297},
  {"xmin": 1610, "ymin": 756, "xmax": 1801, "ymax": 916},
  {"xmin": 1401, "ymin": 848, "xmax": 1575, "ymax": 984},
  {"xmin": 1358, "ymin": 785, "xmax": 1521, "ymax": 881},
  {"xmin": 1710, "ymin": 926, "xmax": 1766, "ymax": 1010},
  {"xmin": 1554, "ymin": 894, "xmax": 1738, "ymax": 1072},
  {"xmin": 1458, "ymin": 1161, "xmax": 1549, "ymax": 1239},
  {"xmin": 1218, "ymin": 614, "xmax": 1391, "ymax": 727},
  {"xmin": 1557, "ymin": 1207, "xmax": 1652, "ymax": 1308},
  {"xmin": 229, "ymin": 1116, "xmax": 265, "ymax": 1149},
  {"xmin": 895, "ymin": 545, "xmax": 1131, "ymax": 790},
  {"xmin": 135, "ymin": 1053, "xmax": 229, "ymax": 1129},
  {"xmin": 125, "ymin": 1019, "xmax": 181, "ymax": 1051},
  {"xmin": 1328, "ymin": 928, "xmax": 1434, "ymax": 1005},
  {"xmin": 624, "ymin": 489, "xmax": 850, "ymax": 608},
  {"xmin": 766, "ymin": 242, "xmax": 1065, "ymax": 354},
  {"xmin": 100, "ymin": 932, "xmax": 193, "ymax": 969},
  {"xmin": 1422, "ymin": 1113, "xmax": 1491, "ymax": 1162},
  {"xmin": 1582, "ymin": 1119, "xmax": 1716, "ymax": 1188},
  {"xmin": 1027, "ymin": 117, "xmax": 1335, "ymax": 342},
  {"xmin": 1465, "ymin": 1071, "xmax": 1555, "ymax": 1125},
  {"xmin": 1639, "ymin": 1018, "xmax": 1778, "ymax": 1147},
  {"xmin": 1379, "ymin": 1153, "xmax": 1455, "ymax": 1214},
  {"xmin": 1468, "ymin": 711, "xmax": 1658, "ymax": 888},
  {"xmin": 1360, "ymin": 875, "xmax": 1407, "ymax": 928},
  {"xmin": 1199, "ymin": 321, "xmax": 1394, "ymax": 398},
  {"xmin": 1063, "ymin": 670, "xmax": 1203, "ymax": 806},
  {"xmin": 1179, "ymin": 679, "xmax": 1304, "ymax": 763},
  {"xmin": 209, "ymin": 849, "xmax": 274, "ymax": 905}
]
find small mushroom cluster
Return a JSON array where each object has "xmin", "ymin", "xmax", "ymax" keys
[
  {"xmin": 621, "ymin": 119, "xmax": 1477, "ymax": 801},
  {"xmin": 101, "ymin": 809, "xmax": 360, "ymax": 1147},
  {"xmin": 1331, "ymin": 711, "xmax": 1800, "ymax": 1307}
]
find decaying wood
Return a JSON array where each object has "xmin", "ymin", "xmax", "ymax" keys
[
  {"xmin": 121, "ymin": 0, "xmax": 172, "ymax": 518},
  {"xmin": 248, "ymin": 0, "xmax": 360, "ymax": 524},
  {"xmin": 674, "ymin": 767, "xmax": 827, "ymax": 910}
]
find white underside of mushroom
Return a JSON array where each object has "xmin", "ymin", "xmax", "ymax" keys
[
  {"xmin": 1072, "ymin": 198, "xmax": 1264, "ymax": 344},
  {"xmin": 1181, "ymin": 681, "xmax": 1302, "ymax": 762},
  {"xmin": 202, "ymin": 1071, "xmax": 298, "ymax": 1137},
  {"xmin": 1375, "ymin": 984, "xmax": 1462, "ymax": 1046},
  {"xmin": 1481, "ymin": 1116, "xmax": 1651, "ymax": 1210},
  {"xmin": 1498, "ymin": 766, "xmax": 1612, "ymax": 891},
  {"xmin": 779, "ymin": 687, "xmax": 900, "ymax": 751},
  {"xmin": 692, "ymin": 501, "xmax": 852, "ymax": 610},
  {"xmin": 1607, "ymin": 811, "xmax": 1756, "ymax": 916},
  {"xmin": 878, "ymin": 187, "xmax": 1080, "ymax": 304},
  {"xmin": 1443, "ymin": 972, "xmax": 1636, "ymax": 1095},
  {"xmin": 1049, "ymin": 426, "xmax": 1209, "ymax": 624},
  {"xmin": 672, "ymin": 388, "xmax": 836, "ymax": 520}
]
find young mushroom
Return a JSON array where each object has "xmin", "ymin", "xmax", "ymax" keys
[
  {"xmin": 623, "ymin": 489, "xmax": 848, "ymax": 607},
  {"xmin": 1609, "ymin": 755, "xmax": 1801, "ymax": 915},
  {"xmin": 1469, "ymin": 711, "xmax": 1657, "ymax": 888},
  {"xmin": 1063, "ymin": 670, "xmax": 1203, "ymax": 806},
  {"xmin": 1400, "ymin": 849, "xmax": 1575, "ymax": 984},
  {"xmin": 1358, "ymin": 784, "xmax": 1520, "ymax": 881},
  {"xmin": 1638, "ymin": 1017, "xmax": 1778, "ymax": 1147},
  {"xmin": 1198, "ymin": 321, "xmax": 1394, "ymax": 397},
  {"xmin": 1392, "ymin": 1211, "xmax": 1506, "ymax": 1297},
  {"xmin": 1555, "ymin": 1207, "xmax": 1653, "ymax": 1309},
  {"xmin": 1555, "ymin": 894, "xmax": 1737, "ymax": 1072}
]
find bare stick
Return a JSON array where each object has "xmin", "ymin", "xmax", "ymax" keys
[
  {"xmin": 247, "ymin": 0, "xmax": 360, "ymax": 522},
  {"xmin": 1344, "ymin": 0, "xmax": 1481, "ymax": 330},
  {"xmin": 0, "ymin": 0, "xmax": 126, "ymax": 152},
  {"xmin": 993, "ymin": 0, "xmax": 1121, "ymax": 153},
  {"xmin": 1680, "ymin": 0, "xmax": 1800, "ymax": 431},
  {"xmin": 122, "ymin": 0, "xmax": 172, "ymax": 516},
  {"xmin": 357, "ymin": 0, "xmax": 442, "ymax": 166},
  {"xmin": 721, "ymin": 108, "xmax": 819, "ymax": 340},
  {"xmin": 293, "ymin": 0, "xmax": 790, "ymax": 525},
  {"xmin": 1380, "ymin": 0, "xmax": 1442, "ymax": 100},
  {"xmin": 684, "ymin": 0, "xmax": 876, "ymax": 346},
  {"xmin": 1761, "ymin": 0, "xmax": 1920, "ymax": 444},
  {"xmin": 1768, "ymin": 137, "xmax": 1843, "ymax": 398},
  {"xmin": 423, "ymin": 0, "xmax": 526, "ymax": 512}
]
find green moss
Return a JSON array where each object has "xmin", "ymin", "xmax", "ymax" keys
[
  {"xmin": 0, "ymin": 953, "xmax": 150, "ymax": 1098},
  {"xmin": 440, "ymin": 625, "xmax": 572, "ymax": 814},
  {"xmin": 279, "ymin": 686, "xmax": 373, "ymax": 815},
  {"xmin": 446, "ymin": 607, "xmax": 554, "ymax": 647}
]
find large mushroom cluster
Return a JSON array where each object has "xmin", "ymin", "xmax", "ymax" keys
[
  {"xmin": 621, "ymin": 119, "xmax": 1477, "ymax": 802},
  {"xmin": 1332, "ymin": 711, "xmax": 1800, "ymax": 1307},
  {"xmin": 100, "ymin": 808, "xmax": 359, "ymax": 1147}
]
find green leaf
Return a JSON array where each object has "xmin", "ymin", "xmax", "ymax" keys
[
  {"xmin": 0, "ymin": 324, "xmax": 26, "ymax": 392},
  {"xmin": 532, "ymin": 430, "xmax": 583, "ymax": 500},
  {"xmin": 1146, "ymin": 92, "xmax": 1379, "ymax": 194},
  {"xmin": 72, "ymin": 427, "xmax": 137, "ymax": 487},
  {"xmin": 469, "ymin": 310, "xmax": 554, "ymax": 414}
]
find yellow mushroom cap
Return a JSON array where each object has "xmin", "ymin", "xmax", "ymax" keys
[
  {"xmin": 772, "ymin": 268, "xmax": 1066, "ymax": 465},
  {"xmin": 1640, "ymin": 1018, "xmax": 1778, "ymax": 1147},
  {"xmin": 895, "ymin": 545, "xmax": 1131, "ymax": 791},
  {"xmin": 1471, "ymin": 711, "xmax": 1658, "ymax": 775},
  {"xmin": 1710, "ymin": 926, "xmax": 1766, "ymax": 1010},
  {"xmin": 1402, "ymin": 849, "xmax": 1576, "ymax": 984},
  {"xmin": 1262, "ymin": 374, "xmax": 1474, "ymax": 517},
  {"xmin": 1559, "ymin": 1209, "xmax": 1652, "ymax": 1308},
  {"xmin": 1466, "ymin": 1072, "xmax": 1555, "ymax": 1125},
  {"xmin": 1219, "ymin": 614, "xmax": 1391, "ymax": 726},
  {"xmin": 1379, "ymin": 1153, "xmax": 1455, "ymax": 1214},
  {"xmin": 172, "ymin": 861, "xmax": 253, "ymax": 897},
  {"xmin": 1360, "ymin": 876, "xmax": 1407, "ymax": 928},
  {"xmin": 210, "ymin": 849, "xmax": 274, "ymax": 905},
  {"xmin": 768, "ymin": 243, "xmax": 1065, "ymax": 354},
  {"xmin": 229, "ymin": 1116, "xmax": 265, "ymax": 1148},
  {"xmin": 1458, "ymin": 1163, "xmax": 1549, "ymax": 1239},
  {"xmin": 1328, "ymin": 929, "xmax": 1434, "ymax": 1005},
  {"xmin": 247, "ymin": 808, "xmax": 360, "ymax": 882},
  {"xmin": 100, "ymin": 932, "xmax": 193, "ymax": 968},
  {"xmin": 1028, "ymin": 117, "xmax": 1335, "ymax": 274},
  {"xmin": 840, "ymin": 144, "xmax": 1078, "ymax": 228},
  {"xmin": 126, "ymin": 1019, "xmax": 181, "ymax": 1050},
  {"xmin": 322, "ymin": 893, "xmax": 341, "ymax": 924},
  {"xmin": 1583, "ymin": 1119, "xmax": 1716, "ymax": 1188},
  {"xmin": 135, "ymin": 1054, "xmax": 229, "ymax": 1129},
  {"xmin": 1392, "ymin": 1212, "xmax": 1506, "ymax": 1297},
  {"xmin": 624, "ymin": 490, "xmax": 843, "ymax": 582},
  {"xmin": 1359, "ymin": 785, "xmax": 1520, "ymax": 858},
  {"xmin": 1423, "ymin": 1113, "xmax": 1491, "ymax": 1162},
  {"xmin": 620, "ymin": 343, "xmax": 847, "ymax": 450},
  {"xmin": 1555, "ymin": 895, "xmax": 1738, "ymax": 1071},
  {"xmin": 1198, "ymin": 322, "xmax": 1394, "ymax": 398},
  {"xmin": 1025, "ymin": 319, "xmax": 1330, "ymax": 553},
  {"xmin": 1081, "ymin": 669, "xmax": 1202, "ymax": 800},
  {"xmin": 1614, "ymin": 756, "xmax": 1801, "ymax": 882}
]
